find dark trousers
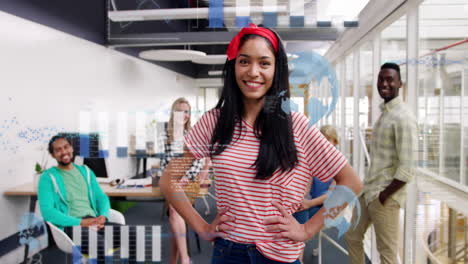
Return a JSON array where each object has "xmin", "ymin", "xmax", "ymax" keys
[{"xmin": 211, "ymin": 238, "xmax": 300, "ymax": 264}]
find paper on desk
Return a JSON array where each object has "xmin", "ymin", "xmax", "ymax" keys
[
  {"xmin": 120, "ymin": 177, "xmax": 152, "ymax": 186},
  {"xmin": 96, "ymin": 177, "xmax": 112, "ymax": 183}
]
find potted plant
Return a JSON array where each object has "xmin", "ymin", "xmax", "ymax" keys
[{"xmin": 34, "ymin": 148, "xmax": 48, "ymax": 191}]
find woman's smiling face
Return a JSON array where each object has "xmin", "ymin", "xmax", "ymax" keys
[{"xmin": 235, "ymin": 37, "xmax": 276, "ymax": 103}]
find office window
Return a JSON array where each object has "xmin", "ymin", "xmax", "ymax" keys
[
  {"xmin": 321, "ymin": 74, "xmax": 334, "ymax": 126},
  {"xmin": 135, "ymin": 112, "xmax": 146, "ymax": 151},
  {"xmin": 419, "ymin": 0, "xmax": 468, "ymax": 183},
  {"xmin": 334, "ymin": 62, "xmax": 342, "ymax": 131},
  {"xmin": 117, "ymin": 112, "xmax": 128, "ymax": 147},
  {"xmin": 345, "ymin": 55, "xmax": 354, "ymax": 164},
  {"xmin": 359, "ymin": 41, "xmax": 373, "ymax": 129},
  {"xmin": 97, "ymin": 112, "xmax": 109, "ymax": 154},
  {"xmin": 205, "ymin": 88, "xmax": 219, "ymax": 111},
  {"xmin": 382, "ymin": 16, "xmax": 407, "ymax": 100},
  {"xmin": 196, "ymin": 87, "xmax": 205, "ymax": 119},
  {"xmin": 79, "ymin": 111, "xmax": 91, "ymax": 134},
  {"xmin": 195, "ymin": 87, "xmax": 220, "ymax": 122}
]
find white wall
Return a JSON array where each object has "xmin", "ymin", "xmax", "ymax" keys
[{"xmin": 0, "ymin": 11, "xmax": 197, "ymax": 262}]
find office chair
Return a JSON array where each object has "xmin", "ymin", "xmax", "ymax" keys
[
  {"xmin": 48, "ymin": 209, "xmax": 125, "ymax": 254},
  {"xmin": 36, "ymin": 205, "xmax": 125, "ymax": 261}
]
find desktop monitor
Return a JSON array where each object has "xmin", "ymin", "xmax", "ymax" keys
[{"xmin": 83, "ymin": 157, "xmax": 108, "ymax": 178}]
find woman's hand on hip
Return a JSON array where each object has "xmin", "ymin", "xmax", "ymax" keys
[
  {"xmin": 199, "ymin": 207, "xmax": 235, "ymax": 241},
  {"xmin": 264, "ymin": 201, "xmax": 310, "ymax": 242}
]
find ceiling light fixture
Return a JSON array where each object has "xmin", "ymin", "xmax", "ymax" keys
[
  {"xmin": 208, "ymin": 71, "xmax": 223, "ymax": 76},
  {"xmin": 192, "ymin": 55, "xmax": 227, "ymax": 65},
  {"xmin": 109, "ymin": 6, "xmax": 288, "ymax": 22},
  {"xmin": 139, "ymin": 49, "xmax": 206, "ymax": 61}
]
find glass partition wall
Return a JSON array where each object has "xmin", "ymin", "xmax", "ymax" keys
[
  {"xmin": 344, "ymin": 55, "xmax": 354, "ymax": 165},
  {"xmin": 328, "ymin": 0, "xmax": 468, "ymax": 263},
  {"xmin": 419, "ymin": 0, "xmax": 468, "ymax": 184}
]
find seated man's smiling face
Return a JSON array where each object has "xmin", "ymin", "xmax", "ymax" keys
[{"xmin": 51, "ymin": 138, "xmax": 74, "ymax": 166}]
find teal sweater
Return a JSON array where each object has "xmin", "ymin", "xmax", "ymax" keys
[{"xmin": 38, "ymin": 164, "xmax": 110, "ymax": 229}]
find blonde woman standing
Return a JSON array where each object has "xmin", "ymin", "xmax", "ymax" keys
[{"xmin": 160, "ymin": 97, "xmax": 210, "ymax": 264}]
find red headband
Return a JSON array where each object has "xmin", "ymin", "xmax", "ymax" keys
[{"xmin": 226, "ymin": 23, "xmax": 279, "ymax": 61}]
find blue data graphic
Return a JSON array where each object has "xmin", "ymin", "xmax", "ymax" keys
[
  {"xmin": 323, "ymin": 185, "xmax": 360, "ymax": 238},
  {"xmin": 18, "ymin": 213, "xmax": 48, "ymax": 252},
  {"xmin": 288, "ymin": 51, "xmax": 340, "ymax": 127}
]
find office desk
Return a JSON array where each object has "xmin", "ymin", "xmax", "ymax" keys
[
  {"xmin": 4, "ymin": 182, "xmax": 162, "ymax": 197},
  {"xmin": 4, "ymin": 182, "xmax": 163, "ymax": 264}
]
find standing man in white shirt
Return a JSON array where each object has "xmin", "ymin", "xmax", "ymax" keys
[{"xmin": 345, "ymin": 62, "xmax": 418, "ymax": 264}]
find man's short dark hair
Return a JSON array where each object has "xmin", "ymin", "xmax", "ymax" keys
[
  {"xmin": 48, "ymin": 135, "xmax": 71, "ymax": 155},
  {"xmin": 381, "ymin": 62, "xmax": 401, "ymax": 81}
]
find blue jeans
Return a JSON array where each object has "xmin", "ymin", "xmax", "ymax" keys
[
  {"xmin": 211, "ymin": 238, "xmax": 300, "ymax": 264},
  {"xmin": 292, "ymin": 210, "xmax": 309, "ymax": 224}
]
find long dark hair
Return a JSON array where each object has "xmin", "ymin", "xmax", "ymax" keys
[{"xmin": 209, "ymin": 29, "xmax": 298, "ymax": 180}]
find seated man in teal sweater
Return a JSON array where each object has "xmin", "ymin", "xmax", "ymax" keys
[
  {"xmin": 38, "ymin": 135, "xmax": 123, "ymax": 262},
  {"xmin": 38, "ymin": 135, "xmax": 110, "ymax": 230}
]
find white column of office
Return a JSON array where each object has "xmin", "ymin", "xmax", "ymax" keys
[
  {"xmin": 463, "ymin": 67, "xmax": 467, "ymax": 261},
  {"xmin": 372, "ymin": 35, "xmax": 381, "ymax": 126},
  {"xmin": 196, "ymin": 89, "xmax": 200, "ymax": 118},
  {"xmin": 315, "ymin": 81, "xmax": 320, "ymax": 127},
  {"xmin": 355, "ymin": 47, "xmax": 368, "ymax": 260},
  {"xmin": 324, "ymin": 81, "xmax": 328, "ymax": 125},
  {"xmin": 437, "ymin": 54, "xmax": 445, "ymax": 177},
  {"xmin": 326, "ymin": 81, "xmax": 331, "ymax": 125},
  {"xmin": 353, "ymin": 50, "xmax": 361, "ymax": 173},
  {"xmin": 404, "ymin": 5, "xmax": 419, "ymax": 264},
  {"xmin": 203, "ymin": 88, "xmax": 207, "ymax": 112},
  {"xmin": 340, "ymin": 60, "xmax": 347, "ymax": 155},
  {"xmin": 461, "ymin": 66, "xmax": 467, "ymax": 185},
  {"xmin": 327, "ymin": 77, "xmax": 333, "ymax": 125},
  {"xmin": 332, "ymin": 63, "xmax": 340, "ymax": 131},
  {"xmin": 423, "ymin": 78, "xmax": 429, "ymax": 170},
  {"xmin": 332, "ymin": 72, "xmax": 337, "ymax": 128},
  {"xmin": 370, "ymin": 32, "xmax": 381, "ymax": 264},
  {"xmin": 331, "ymin": 79, "xmax": 336, "ymax": 126},
  {"xmin": 318, "ymin": 78, "xmax": 323, "ymax": 127}
]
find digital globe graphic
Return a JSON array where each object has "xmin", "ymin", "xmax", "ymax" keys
[{"xmin": 286, "ymin": 51, "xmax": 340, "ymax": 127}]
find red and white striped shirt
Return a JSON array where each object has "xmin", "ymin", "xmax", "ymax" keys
[{"xmin": 185, "ymin": 109, "xmax": 347, "ymax": 263}]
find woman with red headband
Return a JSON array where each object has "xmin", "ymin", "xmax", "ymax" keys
[{"xmin": 160, "ymin": 24, "xmax": 362, "ymax": 264}]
